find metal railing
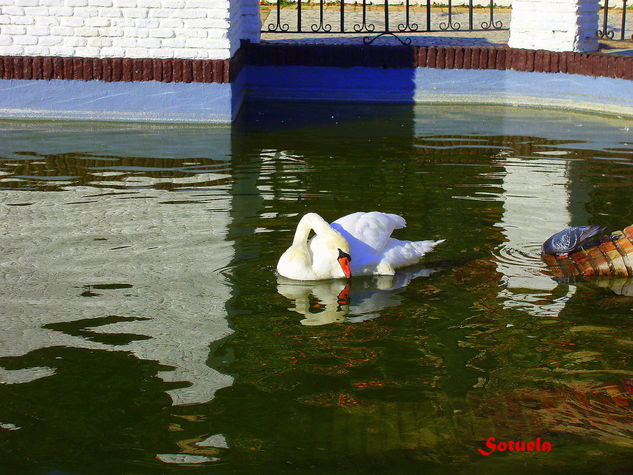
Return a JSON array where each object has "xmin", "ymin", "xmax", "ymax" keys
[
  {"xmin": 261, "ymin": 0, "xmax": 509, "ymax": 45},
  {"xmin": 598, "ymin": 1, "xmax": 633, "ymax": 40}
]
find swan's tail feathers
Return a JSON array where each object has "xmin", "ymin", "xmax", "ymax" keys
[{"xmin": 412, "ymin": 238, "xmax": 445, "ymax": 255}]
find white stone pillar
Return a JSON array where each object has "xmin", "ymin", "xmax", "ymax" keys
[
  {"xmin": 509, "ymin": 0, "xmax": 599, "ymax": 52},
  {"xmin": 229, "ymin": 0, "xmax": 261, "ymax": 57}
]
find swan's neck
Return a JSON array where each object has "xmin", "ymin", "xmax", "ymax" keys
[
  {"xmin": 292, "ymin": 213, "xmax": 333, "ymax": 246},
  {"xmin": 278, "ymin": 212, "xmax": 349, "ymax": 280}
]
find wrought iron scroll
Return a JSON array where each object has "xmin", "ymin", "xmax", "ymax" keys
[
  {"xmin": 397, "ymin": 0, "xmax": 419, "ymax": 33},
  {"xmin": 267, "ymin": 0, "xmax": 289, "ymax": 32},
  {"xmin": 597, "ymin": 0, "xmax": 615, "ymax": 39},
  {"xmin": 439, "ymin": 0, "xmax": 461, "ymax": 31},
  {"xmin": 364, "ymin": 0, "xmax": 411, "ymax": 45},
  {"xmin": 481, "ymin": 0, "xmax": 504, "ymax": 30},
  {"xmin": 353, "ymin": 0, "xmax": 375, "ymax": 33},
  {"xmin": 311, "ymin": 0, "xmax": 332, "ymax": 32}
]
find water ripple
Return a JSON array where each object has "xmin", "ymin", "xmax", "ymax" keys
[{"xmin": 493, "ymin": 241, "xmax": 544, "ymax": 270}]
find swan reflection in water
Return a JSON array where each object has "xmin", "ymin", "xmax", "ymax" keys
[{"xmin": 277, "ymin": 266, "xmax": 437, "ymax": 326}]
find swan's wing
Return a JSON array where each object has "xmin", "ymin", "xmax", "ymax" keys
[
  {"xmin": 332, "ymin": 212, "xmax": 406, "ymax": 253},
  {"xmin": 381, "ymin": 238, "xmax": 443, "ymax": 270}
]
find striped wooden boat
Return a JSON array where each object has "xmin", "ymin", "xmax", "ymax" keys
[{"xmin": 542, "ymin": 224, "xmax": 633, "ymax": 281}]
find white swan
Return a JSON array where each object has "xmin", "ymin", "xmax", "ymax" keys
[{"xmin": 276, "ymin": 212, "xmax": 444, "ymax": 280}]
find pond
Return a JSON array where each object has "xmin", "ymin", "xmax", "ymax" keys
[{"xmin": 2, "ymin": 103, "xmax": 633, "ymax": 473}]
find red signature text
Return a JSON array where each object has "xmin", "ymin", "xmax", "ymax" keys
[{"xmin": 478, "ymin": 436, "xmax": 552, "ymax": 456}]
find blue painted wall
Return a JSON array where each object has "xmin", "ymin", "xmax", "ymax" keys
[
  {"xmin": 246, "ymin": 66, "xmax": 633, "ymax": 118},
  {"xmin": 0, "ymin": 78, "xmax": 234, "ymax": 123}
]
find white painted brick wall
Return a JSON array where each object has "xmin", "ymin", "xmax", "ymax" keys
[
  {"xmin": 0, "ymin": 0, "xmax": 260, "ymax": 59},
  {"xmin": 229, "ymin": 0, "xmax": 259, "ymax": 56},
  {"xmin": 508, "ymin": 0, "xmax": 599, "ymax": 52}
]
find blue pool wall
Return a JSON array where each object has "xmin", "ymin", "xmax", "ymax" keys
[
  {"xmin": 0, "ymin": 78, "xmax": 236, "ymax": 123},
  {"xmin": 245, "ymin": 65, "xmax": 633, "ymax": 118}
]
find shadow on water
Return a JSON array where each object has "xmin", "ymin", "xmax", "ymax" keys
[
  {"xmin": 2, "ymin": 104, "xmax": 633, "ymax": 472},
  {"xmin": 233, "ymin": 100, "xmax": 419, "ymax": 137}
]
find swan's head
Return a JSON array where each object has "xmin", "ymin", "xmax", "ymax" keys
[
  {"xmin": 337, "ymin": 248, "xmax": 352, "ymax": 279},
  {"xmin": 311, "ymin": 228, "xmax": 351, "ymax": 279},
  {"xmin": 325, "ymin": 230, "xmax": 351, "ymax": 279}
]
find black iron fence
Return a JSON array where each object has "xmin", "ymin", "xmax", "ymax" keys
[
  {"xmin": 262, "ymin": 1, "xmax": 633, "ymax": 44},
  {"xmin": 261, "ymin": 0, "xmax": 509, "ymax": 44},
  {"xmin": 598, "ymin": 1, "xmax": 633, "ymax": 40}
]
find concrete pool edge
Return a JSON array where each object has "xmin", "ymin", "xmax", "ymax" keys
[
  {"xmin": 2, "ymin": 44, "xmax": 633, "ymax": 122},
  {"xmin": 0, "ymin": 77, "xmax": 241, "ymax": 124}
]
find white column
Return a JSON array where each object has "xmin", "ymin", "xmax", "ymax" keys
[
  {"xmin": 229, "ymin": 0, "xmax": 261, "ymax": 56},
  {"xmin": 509, "ymin": 0, "xmax": 599, "ymax": 52}
]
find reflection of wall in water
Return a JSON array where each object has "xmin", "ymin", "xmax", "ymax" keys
[
  {"xmin": 0, "ymin": 125, "xmax": 236, "ymax": 406},
  {"xmin": 494, "ymin": 114, "xmax": 602, "ymax": 317},
  {"xmin": 496, "ymin": 155, "xmax": 576, "ymax": 317}
]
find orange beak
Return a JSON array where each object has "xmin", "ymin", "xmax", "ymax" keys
[{"xmin": 337, "ymin": 249, "xmax": 352, "ymax": 279}]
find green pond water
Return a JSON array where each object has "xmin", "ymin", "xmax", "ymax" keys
[{"xmin": 2, "ymin": 104, "xmax": 633, "ymax": 473}]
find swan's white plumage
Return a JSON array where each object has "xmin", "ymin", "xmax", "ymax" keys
[
  {"xmin": 277, "ymin": 211, "xmax": 443, "ymax": 281},
  {"xmin": 331, "ymin": 212, "xmax": 405, "ymax": 253}
]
